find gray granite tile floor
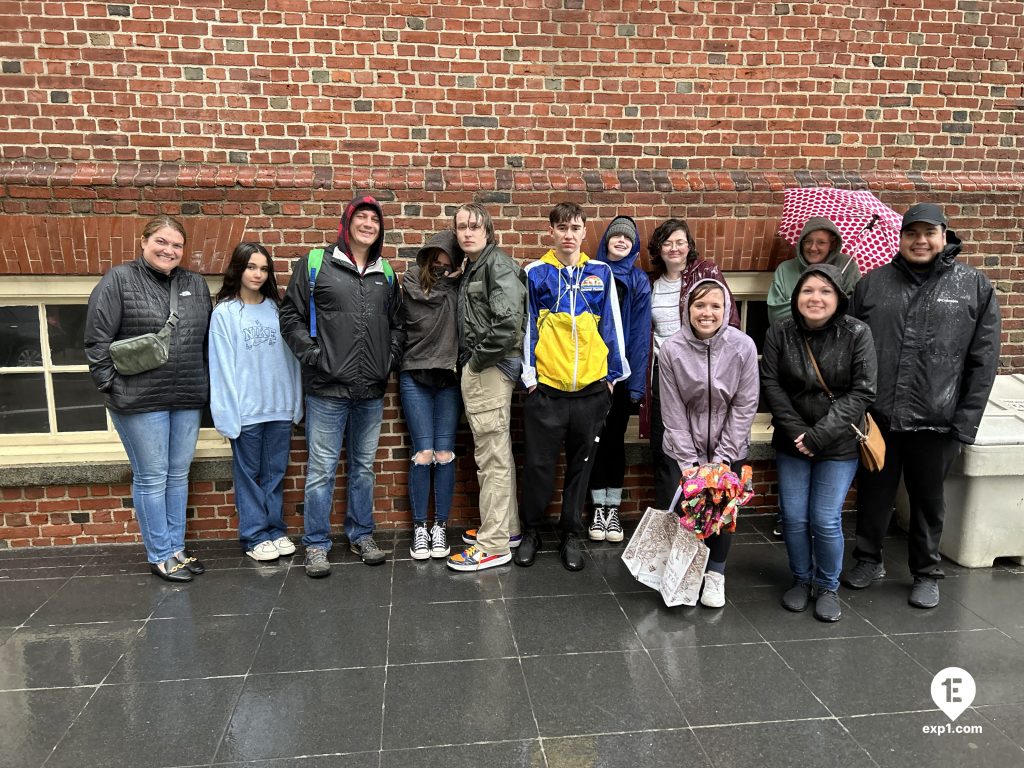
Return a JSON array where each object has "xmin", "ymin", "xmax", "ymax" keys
[{"xmin": 1, "ymin": 518, "xmax": 1021, "ymax": 767}]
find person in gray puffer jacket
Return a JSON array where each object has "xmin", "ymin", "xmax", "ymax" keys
[
  {"xmin": 761, "ymin": 263, "xmax": 877, "ymax": 623},
  {"xmin": 659, "ymin": 278, "xmax": 760, "ymax": 609},
  {"xmin": 85, "ymin": 215, "xmax": 211, "ymax": 584}
]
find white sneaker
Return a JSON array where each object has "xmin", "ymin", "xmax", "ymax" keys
[
  {"xmin": 272, "ymin": 536, "xmax": 296, "ymax": 556},
  {"xmin": 588, "ymin": 506, "xmax": 607, "ymax": 541},
  {"xmin": 247, "ymin": 540, "xmax": 280, "ymax": 562},
  {"xmin": 700, "ymin": 571, "xmax": 726, "ymax": 608}
]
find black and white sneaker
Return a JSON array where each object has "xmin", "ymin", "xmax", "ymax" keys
[
  {"xmin": 588, "ymin": 506, "xmax": 607, "ymax": 541},
  {"xmin": 604, "ymin": 506, "xmax": 624, "ymax": 543},
  {"xmin": 410, "ymin": 522, "xmax": 430, "ymax": 560},
  {"xmin": 429, "ymin": 522, "xmax": 450, "ymax": 558}
]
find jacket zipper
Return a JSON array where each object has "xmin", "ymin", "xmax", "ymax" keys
[{"xmin": 706, "ymin": 342, "xmax": 712, "ymax": 463}]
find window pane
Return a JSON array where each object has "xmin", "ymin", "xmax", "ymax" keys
[
  {"xmin": 0, "ymin": 306, "xmax": 42, "ymax": 368},
  {"xmin": 0, "ymin": 372, "xmax": 49, "ymax": 433},
  {"xmin": 53, "ymin": 372, "xmax": 107, "ymax": 432},
  {"xmin": 745, "ymin": 300, "xmax": 770, "ymax": 354},
  {"xmin": 46, "ymin": 305, "xmax": 89, "ymax": 366}
]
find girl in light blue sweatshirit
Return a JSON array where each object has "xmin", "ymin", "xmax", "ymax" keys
[{"xmin": 209, "ymin": 242, "xmax": 303, "ymax": 562}]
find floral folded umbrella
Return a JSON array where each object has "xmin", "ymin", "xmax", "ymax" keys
[
  {"xmin": 777, "ymin": 187, "xmax": 903, "ymax": 275},
  {"xmin": 678, "ymin": 463, "xmax": 755, "ymax": 539}
]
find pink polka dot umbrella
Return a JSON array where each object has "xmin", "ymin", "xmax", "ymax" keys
[{"xmin": 778, "ymin": 188, "xmax": 903, "ymax": 275}]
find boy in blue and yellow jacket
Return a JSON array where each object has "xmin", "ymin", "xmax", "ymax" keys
[{"xmin": 516, "ymin": 202, "xmax": 630, "ymax": 572}]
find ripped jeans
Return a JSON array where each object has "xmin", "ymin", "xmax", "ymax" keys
[{"xmin": 399, "ymin": 372, "xmax": 462, "ymax": 523}]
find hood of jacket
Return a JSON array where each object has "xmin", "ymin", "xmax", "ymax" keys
[
  {"xmin": 791, "ymin": 263, "xmax": 850, "ymax": 331},
  {"xmin": 594, "ymin": 215, "xmax": 641, "ymax": 281},
  {"xmin": 679, "ymin": 278, "xmax": 733, "ymax": 347},
  {"xmin": 415, "ymin": 229, "xmax": 462, "ymax": 271},
  {"xmin": 336, "ymin": 195, "xmax": 385, "ymax": 266},
  {"xmin": 796, "ymin": 217, "xmax": 847, "ymax": 270},
  {"xmin": 404, "ymin": 230, "xmax": 461, "ymax": 305}
]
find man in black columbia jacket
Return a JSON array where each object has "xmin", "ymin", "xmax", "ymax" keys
[
  {"xmin": 280, "ymin": 195, "xmax": 404, "ymax": 575},
  {"xmin": 843, "ymin": 204, "xmax": 1001, "ymax": 608}
]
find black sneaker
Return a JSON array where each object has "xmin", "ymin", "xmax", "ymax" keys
[
  {"xmin": 560, "ymin": 532, "xmax": 585, "ymax": 571},
  {"xmin": 781, "ymin": 580, "xmax": 812, "ymax": 612},
  {"xmin": 814, "ymin": 589, "xmax": 842, "ymax": 622},
  {"xmin": 909, "ymin": 576, "xmax": 940, "ymax": 609},
  {"xmin": 772, "ymin": 514, "xmax": 784, "ymax": 539},
  {"xmin": 841, "ymin": 560, "xmax": 886, "ymax": 589}
]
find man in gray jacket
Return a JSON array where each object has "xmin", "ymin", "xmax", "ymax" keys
[
  {"xmin": 446, "ymin": 203, "xmax": 527, "ymax": 572},
  {"xmin": 844, "ymin": 203, "xmax": 1001, "ymax": 609}
]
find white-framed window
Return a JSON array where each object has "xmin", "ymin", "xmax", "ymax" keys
[{"xmin": 0, "ymin": 276, "xmax": 229, "ymax": 466}]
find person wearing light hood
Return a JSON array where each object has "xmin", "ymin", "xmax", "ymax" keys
[
  {"xmin": 399, "ymin": 230, "xmax": 463, "ymax": 562},
  {"xmin": 587, "ymin": 216, "xmax": 652, "ymax": 545},
  {"xmin": 761, "ymin": 263, "xmax": 876, "ymax": 622},
  {"xmin": 767, "ymin": 217, "xmax": 860, "ymax": 325},
  {"xmin": 659, "ymin": 279, "xmax": 759, "ymax": 607},
  {"xmin": 280, "ymin": 195, "xmax": 404, "ymax": 575}
]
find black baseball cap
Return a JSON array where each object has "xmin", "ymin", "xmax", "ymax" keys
[{"xmin": 901, "ymin": 203, "xmax": 947, "ymax": 231}]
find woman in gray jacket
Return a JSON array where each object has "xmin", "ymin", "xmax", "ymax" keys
[
  {"xmin": 658, "ymin": 279, "xmax": 760, "ymax": 608},
  {"xmin": 399, "ymin": 230, "xmax": 463, "ymax": 561}
]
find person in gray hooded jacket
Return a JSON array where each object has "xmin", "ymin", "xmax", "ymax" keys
[
  {"xmin": 399, "ymin": 230, "xmax": 463, "ymax": 561},
  {"xmin": 659, "ymin": 279, "xmax": 760, "ymax": 608},
  {"xmin": 761, "ymin": 263, "xmax": 876, "ymax": 623},
  {"xmin": 767, "ymin": 217, "xmax": 860, "ymax": 325}
]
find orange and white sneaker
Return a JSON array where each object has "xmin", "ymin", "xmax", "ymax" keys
[{"xmin": 446, "ymin": 545, "xmax": 512, "ymax": 572}]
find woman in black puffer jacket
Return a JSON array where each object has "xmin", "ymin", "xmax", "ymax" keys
[
  {"xmin": 85, "ymin": 215, "xmax": 211, "ymax": 583},
  {"xmin": 761, "ymin": 263, "xmax": 876, "ymax": 623}
]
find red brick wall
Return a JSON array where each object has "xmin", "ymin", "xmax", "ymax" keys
[{"xmin": 0, "ymin": 1, "xmax": 1019, "ymax": 548}]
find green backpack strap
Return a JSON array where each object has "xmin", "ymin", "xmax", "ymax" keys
[
  {"xmin": 380, "ymin": 257, "xmax": 395, "ymax": 287},
  {"xmin": 308, "ymin": 251, "xmax": 393, "ymax": 338},
  {"xmin": 307, "ymin": 248, "xmax": 325, "ymax": 338}
]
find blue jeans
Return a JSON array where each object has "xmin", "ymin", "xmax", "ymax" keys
[
  {"xmin": 110, "ymin": 409, "xmax": 202, "ymax": 564},
  {"xmin": 399, "ymin": 372, "xmax": 461, "ymax": 523},
  {"xmin": 303, "ymin": 394, "xmax": 384, "ymax": 550},
  {"xmin": 776, "ymin": 452, "xmax": 858, "ymax": 592},
  {"xmin": 231, "ymin": 420, "xmax": 293, "ymax": 550}
]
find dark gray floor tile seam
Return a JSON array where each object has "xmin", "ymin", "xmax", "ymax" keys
[{"xmin": 498, "ymin": 574, "xmax": 551, "ymax": 768}]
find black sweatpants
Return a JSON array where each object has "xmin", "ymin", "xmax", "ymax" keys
[
  {"xmin": 589, "ymin": 381, "xmax": 633, "ymax": 493},
  {"xmin": 521, "ymin": 384, "xmax": 611, "ymax": 536},
  {"xmin": 853, "ymin": 427, "xmax": 961, "ymax": 577}
]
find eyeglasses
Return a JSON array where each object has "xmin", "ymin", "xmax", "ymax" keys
[{"xmin": 661, "ymin": 239, "xmax": 689, "ymax": 252}]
